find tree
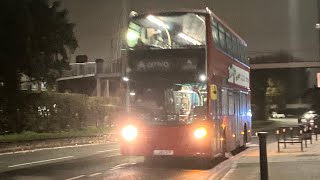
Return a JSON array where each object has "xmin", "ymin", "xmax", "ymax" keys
[
  {"xmin": 0, "ymin": 0, "xmax": 78, "ymax": 132},
  {"xmin": 265, "ymin": 78, "xmax": 285, "ymax": 117}
]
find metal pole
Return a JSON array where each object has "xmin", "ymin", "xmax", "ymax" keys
[
  {"xmin": 106, "ymin": 80, "xmax": 110, "ymax": 97},
  {"xmin": 258, "ymin": 132, "xmax": 269, "ymax": 180},
  {"xmin": 96, "ymin": 78, "xmax": 101, "ymax": 97},
  {"xmin": 318, "ymin": 0, "xmax": 320, "ymax": 60},
  {"xmin": 126, "ymin": 81, "xmax": 130, "ymax": 112}
]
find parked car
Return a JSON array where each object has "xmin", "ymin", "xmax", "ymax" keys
[
  {"xmin": 271, "ymin": 111, "xmax": 286, "ymax": 118},
  {"xmin": 298, "ymin": 110, "xmax": 318, "ymax": 124}
]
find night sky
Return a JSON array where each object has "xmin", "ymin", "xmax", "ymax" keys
[{"xmin": 61, "ymin": 0, "xmax": 319, "ymax": 63}]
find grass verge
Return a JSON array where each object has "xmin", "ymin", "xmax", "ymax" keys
[{"xmin": 0, "ymin": 126, "xmax": 113, "ymax": 143}]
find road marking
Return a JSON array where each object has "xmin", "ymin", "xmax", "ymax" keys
[
  {"xmin": 97, "ymin": 148, "xmax": 119, "ymax": 153},
  {"xmin": 8, "ymin": 156, "xmax": 74, "ymax": 168},
  {"xmin": 110, "ymin": 162, "xmax": 136, "ymax": 170},
  {"xmin": 0, "ymin": 143, "xmax": 117, "ymax": 156},
  {"xmin": 106, "ymin": 154, "xmax": 121, "ymax": 158},
  {"xmin": 65, "ymin": 175, "xmax": 85, "ymax": 180},
  {"xmin": 88, "ymin": 172, "xmax": 102, "ymax": 177}
]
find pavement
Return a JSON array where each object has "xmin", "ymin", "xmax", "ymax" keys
[{"xmin": 222, "ymin": 118, "xmax": 320, "ymax": 180}]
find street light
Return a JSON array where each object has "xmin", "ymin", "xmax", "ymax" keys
[{"xmin": 316, "ymin": 23, "xmax": 320, "ymax": 29}]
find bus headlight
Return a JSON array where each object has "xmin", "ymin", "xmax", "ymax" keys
[
  {"xmin": 121, "ymin": 125, "xmax": 137, "ymax": 141},
  {"xmin": 194, "ymin": 127, "xmax": 207, "ymax": 139}
]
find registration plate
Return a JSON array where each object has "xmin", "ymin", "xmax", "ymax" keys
[{"xmin": 153, "ymin": 150, "xmax": 174, "ymax": 155}]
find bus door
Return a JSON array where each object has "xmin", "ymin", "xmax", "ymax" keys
[
  {"xmin": 234, "ymin": 92, "xmax": 241, "ymax": 146},
  {"xmin": 210, "ymin": 84, "xmax": 222, "ymax": 155}
]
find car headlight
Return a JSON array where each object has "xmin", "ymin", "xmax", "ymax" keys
[
  {"xmin": 121, "ymin": 124, "xmax": 138, "ymax": 141},
  {"xmin": 301, "ymin": 118, "xmax": 307, "ymax": 123},
  {"xmin": 194, "ymin": 127, "xmax": 207, "ymax": 139},
  {"xmin": 303, "ymin": 114, "xmax": 311, "ymax": 119}
]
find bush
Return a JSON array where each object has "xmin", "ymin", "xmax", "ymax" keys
[
  {"xmin": 0, "ymin": 126, "xmax": 112, "ymax": 143},
  {"xmin": 0, "ymin": 92, "xmax": 119, "ymax": 133}
]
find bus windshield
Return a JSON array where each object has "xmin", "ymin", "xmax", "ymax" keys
[
  {"xmin": 127, "ymin": 13, "xmax": 206, "ymax": 49},
  {"xmin": 130, "ymin": 83, "xmax": 207, "ymax": 125}
]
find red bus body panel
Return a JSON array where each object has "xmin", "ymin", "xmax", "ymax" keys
[{"xmin": 120, "ymin": 121, "xmax": 213, "ymax": 158}]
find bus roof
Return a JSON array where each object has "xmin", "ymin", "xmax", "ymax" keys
[{"xmin": 130, "ymin": 8, "xmax": 247, "ymax": 46}]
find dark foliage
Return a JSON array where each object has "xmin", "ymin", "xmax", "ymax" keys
[{"xmin": 0, "ymin": 0, "xmax": 78, "ymax": 132}]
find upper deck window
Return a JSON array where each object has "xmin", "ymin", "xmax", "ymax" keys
[
  {"xmin": 218, "ymin": 25, "xmax": 226, "ymax": 51},
  {"xmin": 127, "ymin": 13, "xmax": 206, "ymax": 49},
  {"xmin": 211, "ymin": 18, "xmax": 248, "ymax": 66}
]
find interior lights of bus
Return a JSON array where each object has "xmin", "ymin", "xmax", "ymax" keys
[
  {"xmin": 127, "ymin": 30, "xmax": 139, "ymax": 41},
  {"xmin": 178, "ymin": 33, "xmax": 201, "ymax": 45},
  {"xmin": 196, "ymin": 15, "xmax": 205, "ymax": 23},
  {"xmin": 147, "ymin": 15, "xmax": 169, "ymax": 29}
]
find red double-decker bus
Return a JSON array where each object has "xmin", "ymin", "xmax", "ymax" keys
[{"xmin": 120, "ymin": 8, "xmax": 251, "ymax": 167}]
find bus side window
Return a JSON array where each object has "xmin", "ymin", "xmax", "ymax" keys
[
  {"xmin": 212, "ymin": 25, "xmax": 219, "ymax": 47},
  {"xmin": 228, "ymin": 92, "xmax": 234, "ymax": 115},
  {"xmin": 240, "ymin": 44, "xmax": 245, "ymax": 63},
  {"xmin": 211, "ymin": 19, "xmax": 220, "ymax": 48},
  {"xmin": 236, "ymin": 40, "xmax": 241, "ymax": 61},
  {"xmin": 211, "ymin": 86, "xmax": 221, "ymax": 119},
  {"xmin": 231, "ymin": 36, "xmax": 237, "ymax": 59},
  {"xmin": 218, "ymin": 24, "xmax": 226, "ymax": 52},
  {"xmin": 240, "ymin": 93, "xmax": 247, "ymax": 115},
  {"xmin": 221, "ymin": 88, "xmax": 228, "ymax": 116},
  {"xmin": 226, "ymin": 32, "xmax": 232, "ymax": 55}
]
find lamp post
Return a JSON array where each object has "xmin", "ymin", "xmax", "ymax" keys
[
  {"xmin": 317, "ymin": 0, "xmax": 320, "ymax": 60},
  {"xmin": 122, "ymin": 76, "xmax": 130, "ymax": 112}
]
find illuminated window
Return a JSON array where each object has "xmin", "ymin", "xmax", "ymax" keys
[
  {"xmin": 127, "ymin": 13, "xmax": 206, "ymax": 49},
  {"xmin": 235, "ymin": 40, "xmax": 241, "ymax": 60},
  {"xmin": 228, "ymin": 92, "xmax": 234, "ymax": 115},
  {"xmin": 218, "ymin": 25, "xmax": 226, "ymax": 52},
  {"xmin": 212, "ymin": 25, "xmax": 219, "ymax": 47},
  {"xmin": 232, "ymin": 36, "xmax": 238, "ymax": 59},
  {"xmin": 226, "ymin": 32, "xmax": 232, "ymax": 55},
  {"xmin": 221, "ymin": 89, "xmax": 228, "ymax": 115},
  {"xmin": 212, "ymin": 19, "xmax": 219, "ymax": 47}
]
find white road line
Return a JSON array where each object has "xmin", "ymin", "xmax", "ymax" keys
[
  {"xmin": 97, "ymin": 148, "xmax": 119, "ymax": 153},
  {"xmin": 88, "ymin": 172, "xmax": 102, "ymax": 177},
  {"xmin": 0, "ymin": 143, "xmax": 117, "ymax": 156},
  {"xmin": 110, "ymin": 162, "xmax": 136, "ymax": 170},
  {"xmin": 65, "ymin": 175, "xmax": 85, "ymax": 180},
  {"xmin": 8, "ymin": 156, "xmax": 74, "ymax": 168},
  {"xmin": 106, "ymin": 154, "xmax": 121, "ymax": 158}
]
